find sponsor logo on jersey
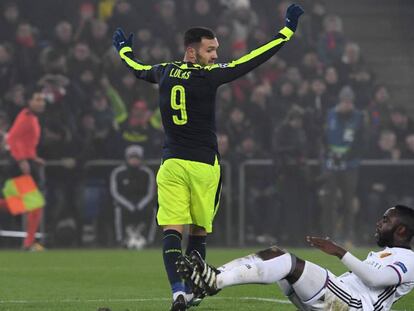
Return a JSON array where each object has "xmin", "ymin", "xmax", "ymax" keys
[
  {"xmin": 218, "ymin": 63, "xmax": 230, "ymax": 68},
  {"xmin": 394, "ymin": 261, "xmax": 408, "ymax": 273},
  {"xmin": 380, "ymin": 252, "xmax": 392, "ymax": 258}
]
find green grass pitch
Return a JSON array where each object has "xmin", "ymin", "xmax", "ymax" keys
[{"xmin": 0, "ymin": 248, "xmax": 413, "ymax": 311}]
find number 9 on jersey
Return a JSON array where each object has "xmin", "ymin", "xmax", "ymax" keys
[{"xmin": 170, "ymin": 85, "xmax": 188, "ymax": 125}]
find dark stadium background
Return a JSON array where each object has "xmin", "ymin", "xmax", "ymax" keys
[{"xmin": 1, "ymin": 0, "xmax": 414, "ymax": 250}]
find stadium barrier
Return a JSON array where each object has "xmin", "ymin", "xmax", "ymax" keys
[
  {"xmin": 0, "ymin": 159, "xmax": 233, "ymax": 246},
  {"xmin": 238, "ymin": 159, "xmax": 414, "ymax": 246}
]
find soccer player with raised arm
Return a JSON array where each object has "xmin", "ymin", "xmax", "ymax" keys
[
  {"xmin": 179, "ymin": 205, "xmax": 414, "ymax": 310},
  {"xmin": 112, "ymin": 4, "xmax": 304, "ymax": 310}
]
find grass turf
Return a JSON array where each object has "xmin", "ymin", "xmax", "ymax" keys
[{"xmin": 0, "ymin": 248, "xmax": 413, "ymax": 311}]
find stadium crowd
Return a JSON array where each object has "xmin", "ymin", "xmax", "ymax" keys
[{"xmin": 1, "ymin": 0, "xmax": 413, "ymax": 247}]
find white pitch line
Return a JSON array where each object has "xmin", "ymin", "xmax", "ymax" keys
[
  {"xmin": 0, "ymin": 297, "xmax": 290, "ymax": 304},
  {"xmin": 0, "ymin": 297, "xmax": 402, "ymax": 310}
]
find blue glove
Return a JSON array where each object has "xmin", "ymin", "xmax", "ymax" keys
[
  {"xmin": 112, "ymin": 27, "xmax": 133, "ymax": 52},
  {"xmin": 285, "ymin": 4, "xmax": 304, "ymax": 32}
]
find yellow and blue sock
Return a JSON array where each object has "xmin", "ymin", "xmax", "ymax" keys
[{"xmin": 162, "ymin": 229, "xmax": 185, "ymax": 298}]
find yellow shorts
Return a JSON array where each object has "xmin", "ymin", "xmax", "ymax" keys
[{"xmin": 156, "ymin": 157, "xmax": 221, "ymax": 233}]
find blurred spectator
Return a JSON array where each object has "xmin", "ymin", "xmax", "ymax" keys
[
  {"xmin": 50, "ymin": 21, "xmax": 74, "ymax": 57},
  {"xmin": 216, "ymin": 85, "xmax": 234, "ymax": 127},
  {"xmin": 217, "ymin": 133, "xmax": 231, "ymax": 160},
  {"xmin": 15, "ymin": 22, "xmax": 41, "ymax": 83},
  {"xmin": 0, "ymin": 43, "xmax": 17, "ymax": 97},
  {"xmin": 324, "ymin": 66, "xmax": 341, "ymax": 106},
  {"xmin": 237, "ymin": 135, "xmax": 274, "ymax": 244},
  {"xmin": 107, "ymin": 0, "xmax": 139, "ymax": 33},
  {"xmin": 67, "ymin": 41, "xmax": 100, "ymax": 85},
  {"xmin": 336, "ymin": 42, "xmax": 373, "ymax": 108},
  {"xmin": 119, "ymin": 100, "xmax": 161, "ymax": 157},
  {"xmin": 272, "ymin": 107, "xmax": 310, "ymax": 244},
  {"xmin": 304, "ymin": 0, "xmax": 327, "ymax": 46},
  {"xmin": 73, "ymin": 1, "xmax": 97, "ymax": 42},
  {"xmin": 0, "ymin": 1, "xmax": 21, "ymax": 42},
  {"xmin": 319, "ymin": 86, "xmax": 365, "ymax": 244},
  {"xmin": 245, "ymin": 83, "xmax": 272, "ymax": 148},
  {"xmin": 89, "ymin": 19, "xmax": 110, "ymax": 57},
  {"xmin": 300, "ymin": 51, "xmax": 323, "ymax": 80},
  {"xmin": 3, "ymin": 84, "xmax": 25, "ymax": 122},
  {"xmin": 0, "ymin": 111, "xmax": 10, "ymax": 158},
  {"xmin": 152, "ymin": 0, "xmax": 179, "ymax": 48},
  {"xmin": 187, "ymin": 0, "xmax": 217, "ymax": 29},
  {"xmin": 389, "ymin": 106, "xmax": 414, "ymax": 149},
  {"xmin": 398, "ymin": 133, "xmax": 414, "ymax": 207},
  {"xmin": 318, "ymin": 14, "xmax": 346, "ymax": 65},
  {"xmin": 272, "ymin": 80, "xmax": 297, "ymax": 123},
  {"xmin": 39, "ymin": 48, "xmax": 67, "ymax": 75},
  {"xmin": 38, "ymin": 121, "xmax": 79, "ymax": 247},
  {"xmin": 367, "ymin": 84, "xmax": 392, "ymax": 136},
  {"xmin": 360, "ymin": 129, "xmax": 401, "ymax": 240},
  {"xmin": 303, "ymin": 78, "xmax": 329, "ymax": 118},
  {"xmin": 224, "ymin": 107, "xmax": 254, "ymax": 147},
  {"xmin": 110, "ymin": 145, "xmax": 155, "ymax": 248}
]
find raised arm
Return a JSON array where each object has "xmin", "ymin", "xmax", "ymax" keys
[
  {"xmin": 205, "ymin": 4, "xmax": 304, "ymax": 86},
  {"xmin": 112, "ymin": 28, "xmax": 166, "ymax": 83},
  {"xmin": 307, "ymin": 237, "xmax": 402, "ymax": 287}
]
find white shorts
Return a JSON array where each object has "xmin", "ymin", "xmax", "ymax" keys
[{"xmin": 283, "ymin": 263, "xmax": 363, "ymax": 311}]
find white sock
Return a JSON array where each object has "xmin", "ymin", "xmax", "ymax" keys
[
  {"xmin": 173, "ymin": 291, "xmax": 185, "ymax": 301},
  {"xmin": 217, "ymin": 253, "xmax": 292, "ymax": 289},
  {"xmin": 218, "ymin": 254, "xmax": 261, "ymax": 272}
]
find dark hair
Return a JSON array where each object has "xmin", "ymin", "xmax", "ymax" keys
[
  {"xmin": 184, "ymin": 27, "xmax": 215, "ymax": 47},
  {"xmin": 394, "ymin": 205, "xmax": 414, "ymax": 240},
  {"xmin": 25, "ymin": 84, "xmax": 44, "ymax": 100}
]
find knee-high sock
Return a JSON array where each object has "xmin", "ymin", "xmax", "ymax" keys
[
  {"xmin": 162, "ymin": 230, "xmax": 185, "ymax": 295},
  {"xmin": 185, "ymin": 235, "xmax": 207, "ymax": 258},
  {"xmin": 218, "ymin": 254, "xmax": 261, "ymax": 272},
  {"xmin": 24, "ymin": 208, "xmax": 43, "ymax": 248},
  {"xmin": 217, "ymin": 253, "xmax": 292, "ymax": 289}
]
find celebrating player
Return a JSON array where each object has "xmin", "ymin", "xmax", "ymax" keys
[
  {"xmin": 113, "ymin": 4, "xmax": 304, "ymax": 310},
  {"xmin": 179, "ymin": 205, "xmax": 414, "ymax": 310}
]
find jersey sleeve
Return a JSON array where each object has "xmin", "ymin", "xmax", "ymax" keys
[
  {"xmin": 118, "ymin": 46, "xmax": 166, "ymax": 84},
  {"xmin": 341, "ymin": 252, "xmax": 405, "ymax": 287},
  {"xmin": 387, "ymin": 255, "xmax": 414, "ymax": 284},
  {"xmin": 204, "ymin": 27, "xmax": 294, "ymax": 87}
]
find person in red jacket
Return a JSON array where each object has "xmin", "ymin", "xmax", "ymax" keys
[{"xmin": 6, "ymin": 88, "xmax": 46, "ymax": 250}]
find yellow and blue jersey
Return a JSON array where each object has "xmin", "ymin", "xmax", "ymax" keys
[{"xmin": 118, "ymin": 27, "xmax": 294, "ymax": 165}]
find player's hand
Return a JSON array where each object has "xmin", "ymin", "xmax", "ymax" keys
[
  {"xmin": 285, "ymin": 4, "xmax": 304, "ymax": 32},
  {"xmin": 112, "ymin": 27, "xmax": 133, "ymax": 52},
  {"xmin": 306, "ymin": 236, "xmax": 347, "ymax": 259}
]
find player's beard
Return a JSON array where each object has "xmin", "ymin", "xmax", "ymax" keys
[
  {"xmin": 376, "ymin": 225, "xmax": 398, "ymax": 247},
  {"xmin": 195, "ymin": 51, "xmax": 208, "ymax": 66}
]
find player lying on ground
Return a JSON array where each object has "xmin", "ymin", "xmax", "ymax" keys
[{"xmin": 178, "ymin": 205, "xmax": 414, "ymax": 310}]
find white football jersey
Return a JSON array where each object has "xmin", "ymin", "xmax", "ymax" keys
[{"xmin": 339, "ymin": 247, "xmax": 414, "ymax": 310}]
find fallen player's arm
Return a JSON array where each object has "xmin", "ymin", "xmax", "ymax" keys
[
  {"xmin": 341, "ymin": 252, "xmax": 400, "ymax": 287},
  {"xmin": 307, "ymin": 236, "xmax": 401, "ymax": 287}
]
